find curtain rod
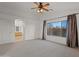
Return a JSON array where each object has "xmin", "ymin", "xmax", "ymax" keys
[{"xmin": 45, "ymin": 13, "xmax": 79, "ymax": 21}]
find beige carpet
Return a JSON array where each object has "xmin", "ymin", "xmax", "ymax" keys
[{"xmin": 0, "ymin": 39, "xmax": 79, "ymax": 57}]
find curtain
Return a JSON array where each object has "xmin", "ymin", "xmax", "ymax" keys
[
  {"xmin": 67, "ymin": 14, "xmax": 78, "ymax": 48},
  {"xmin": 42, "ymin": 20, "xmax": 46, "ymax": 40}
]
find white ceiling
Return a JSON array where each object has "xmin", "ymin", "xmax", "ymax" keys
[
  {"xmin": 0, "ymin": 2, "xmax": 79, "ymax": 20},
  {"xmin": 49, "ymin": 2, "xmax": 79, "ymax": 12}
]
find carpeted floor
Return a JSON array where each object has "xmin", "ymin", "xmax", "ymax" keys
[{"xmin": 0, "ymin": 39, "xmax": 79, "ymax": 57}]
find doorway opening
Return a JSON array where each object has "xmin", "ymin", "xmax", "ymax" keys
[{"xmin": 15, "ymin": 19, "xmax": 24, "ymax": 41}]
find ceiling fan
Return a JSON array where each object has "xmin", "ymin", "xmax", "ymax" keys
[{"xmin": 31, "ymin": 2, "xmax": 53, "ymax": 13}]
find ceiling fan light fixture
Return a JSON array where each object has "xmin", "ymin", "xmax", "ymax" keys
[
  {"xmin": 37, "ymin": 9, "xmax": 44, "ymax": 13},
  {"xmin": 40, "ymin": 9, "xmax": 43, "ymax": 12},
  {"xmin": 37, "ymin": 10, "xmax": 40, "ymax": 13},
  {"xmin": 31, "ymin": 2, "xmax": 53, "ymax": 14}
]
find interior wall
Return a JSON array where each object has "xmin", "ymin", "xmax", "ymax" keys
[
  {"xmin": 35, "ymin": 17, "xmax": 44, "ymax": 39},
  {"xmin": 0, "ymin": 16, "xmax": 42, "ymax": 44},
  {"xmin": 23, "ymin": 15, "xmax": 42, "ymax": 40},
  {"xmin": 0, "ymin": 19, "xmax": 15, "ymax": 44},
  {"xmin": 1, "ymin": 15, "xmax": 43, "ymax": 44},
  {"xmin": 0, "ymin": 2, "xmax": 43, "ymax": 44}
]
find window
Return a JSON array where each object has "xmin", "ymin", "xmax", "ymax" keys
[{"xmin": 47, "ymin": 20, "xmax": 67, "ymax": 37}]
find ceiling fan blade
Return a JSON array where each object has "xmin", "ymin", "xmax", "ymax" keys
[
  {"xmin": 43, "ymin": 3, "xmax": 49, "ymax": 7},
  {"xmin": 42, "ymin": 8, "xmax": 49, "ymax": 11},
  {"xmin": 34, "ymin": 2, "xmax": 39, "ymax": 5},
  {"xmin": 43, "ymin": 6, "xmax": 48, "ymax": 9}
]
